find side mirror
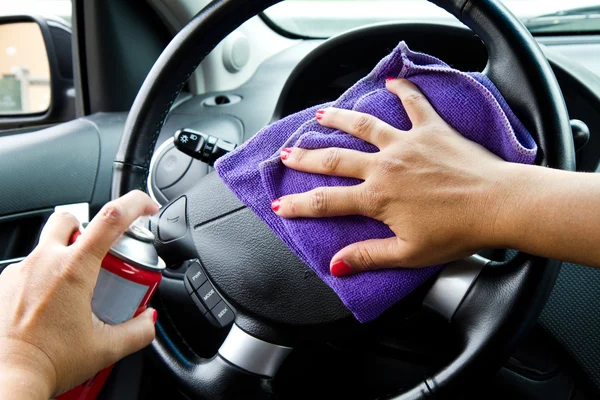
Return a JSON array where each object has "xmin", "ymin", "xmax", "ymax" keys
[{"xmin": 0, "ymin": 15, "xmax": 74, "ymax": 130}]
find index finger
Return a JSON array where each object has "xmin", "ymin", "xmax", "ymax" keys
[
  {"xmin": 386, "ymin": 78, "xmax": 443, "ymax": 127},
  {"xmin": 75, "ymin": 190, "xmax": 159, "ymax": 261},
  {"xmin": 316, "ymin": 108, "xmax": 399, "ymax": 148}
]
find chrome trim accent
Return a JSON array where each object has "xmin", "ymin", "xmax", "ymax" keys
[
  {"xmin": 54, "ymin": 202, "xmax": 89, "ymax": 223},
  {"xmin": 0, "ymin": 256, "xmax": 26, "ymax": 267},
  {"xmin": 423, "ymin": 255, "xmax": 490, "ymax": 321},
  {"xmin": 218, "ymin": 324, "xmax": 293, "ymax": 377},
  {"xmin": 147, "ymin": 137, "xmax": 175, "ymax": 205}
]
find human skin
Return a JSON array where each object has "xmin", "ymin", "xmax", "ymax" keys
[
  {"xmin": 272, "ymin": 78, "xmax": 600, "ymax": 276},
  {"xmin": 0, "ymin": 190, "xmax": 159, "ymax": 399}
]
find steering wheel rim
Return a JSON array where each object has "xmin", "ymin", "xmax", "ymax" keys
[{"xmin": 112, "ymin": 0, "xmax": 575, "ymax": 398}]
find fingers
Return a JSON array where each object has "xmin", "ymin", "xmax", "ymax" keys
[
  {"xmin": 280, "ymin": 147, "xmax": 372, "ymax": 180},
  {"xmin": 329, "ymin": 237, "xmax": 412, "ymax": 276},
  {"xmin": 96, "ymin": 308, "xmax": 156, "ymax": 366},
  {"xmin": 75, "ymin": 191, "xmax": 159, "ymax": 262},
  {"xmin": 316, "ymin": 108, "xmax": 399, "ymax": 148},
  {"xmin": 386, "ymin": 78, "xmax": 442, "ymax": 127},
  {"xmin": 272, "ymin": 185, "xmax": 369, "ymax": 218},
  {"xmin": 38, "ymin": 211, "xmax": 81, "ymax": 247}
]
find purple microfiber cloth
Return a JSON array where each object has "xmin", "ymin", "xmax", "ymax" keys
[{"xmin": 215, "ymin": 41, "xmax": 537, "ymax": 323}]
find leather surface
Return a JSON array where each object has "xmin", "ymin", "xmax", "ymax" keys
[
  {"xmin": 187, "ymin": 173, "xmax": 353, "ymax": 345},
  {"xmin": 113, "ymin": 0, "xmax": 574, "ymax": 398},
  {"xmin": 151, "ymin": 300, "xmax": 275, "ymax": 400}
]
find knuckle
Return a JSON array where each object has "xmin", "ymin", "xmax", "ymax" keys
[
  {"xmin": 99, "ymin": 202, "xmax": 125, "ymax": 226},
  {"xmin": 403, "ymin": 92, "xmax": 425, "ymax": 107},
  {"xmin": 284, "ymin": 196, "xmax": 297, "ymax": 215},
  {"xmin": 352, "ymin": 114, "xmax": 374, "ymax": 136},
  {"xmin": 55, "ymin": 211, "xmax": 79, "ymax": 226},
  {"xmin": 359, "ymin": 184, "xmax": 386, "ymax": 217},
  {"xmin": 322, "ymin": 148, "xmax": 341, "ymax": 172},
  {"xmin": 309, "ymin": 188, "xmax": 329, "ymax": 215},
  {"xmin": 376, "ymin": 154, "xmax": 406, "ymax": 175},
  {"xmin": 292, "ymin": 148, "xmax": 305, "ymax": 164},
  {"xmin": 355, "ymin": 245, "xmax": 378, "ymax": 271},
  {"xmin": 58, "ymin": 261, "xmax": 85, "ymax": 285}
]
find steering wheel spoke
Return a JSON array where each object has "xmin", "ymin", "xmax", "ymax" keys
[
  {"xmin": 219, "ymin": 324, "xmax": 293, "ymax": 378},
  {"xmin": 423, "ymin": 254, "xmax": 489, "ymax": 321}
]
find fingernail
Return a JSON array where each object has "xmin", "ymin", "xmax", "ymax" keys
[
  {"xmin": 152, "ymin": 310, "xmax": 158, "ymax": 324},
  {"xmin": 271, "ymin": 199, "xmax": 281, "ymax": 212},
  {"xmin": 386, "ymin": 77, "xmax": 395, "ymax": 82},
  {"xmin": 331, "ymin": 260, "xmax": 352, "ymax": 277},
  {"xmin": 316, "ymin": 109, "xmax": 325, "ymax": 120},
  {"xmin": 280, "ymin": 148, "xmax": 292, "ymax": 160}
]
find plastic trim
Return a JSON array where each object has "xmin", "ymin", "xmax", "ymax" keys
[
  {"xmin": 147, "ymin": 137, "xmax": 174, "ymax": 205},
  {"xmin": 423, "ymin": 255, "xmax": 490, "ymax": 321},
  {"xmin": 218, "ymin": 324, "xmax": 293, "ymax": 377}
]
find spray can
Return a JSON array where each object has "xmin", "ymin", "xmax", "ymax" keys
[{"xmin": 57, "ymin": 221, "xmax": 165, "ymax": 400}]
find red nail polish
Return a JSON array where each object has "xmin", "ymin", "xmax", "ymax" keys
[
  {"xmin": 331, "ymin": 260, "xmax": 352, "ymax": 277},
  {"xmin": 153, "ymin": 310, "xmax": 158, "ymax": 324},
  {"xmin": 316, "ymin": 109, "xmax": 325, "ymax": 120},
  {"xmin": 386, "ymin": 77, "xmax": 395, "ymax": 82},
  {"xmin": 281, "ymin": 148, "xmax": 292, "ymax": 160},
  {"xmin": 271, "ymin": 199, "xmax": 281, "ymax": 212}
]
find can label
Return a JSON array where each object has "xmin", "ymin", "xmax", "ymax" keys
[{"xmin": 91, "ymin": 268, "xmax": 149, "ymax": 325}]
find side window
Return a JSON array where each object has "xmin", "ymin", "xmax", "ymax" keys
[{"xmin": 0, "ymin": 1, "xmax": 74, "ymax": 130}]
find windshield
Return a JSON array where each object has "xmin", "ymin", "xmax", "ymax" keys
[{"xmin": 264, "ymin": 0, "xmax": 600, "ymax": 37}]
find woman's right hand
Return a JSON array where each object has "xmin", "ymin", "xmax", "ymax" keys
[
  {"xmin": 273, "ymin": 79, "xmax": 522, "ymax": 275},
  {"xmin": 274, "ymin": 78, "xmax": 600, "ymax": 274}
]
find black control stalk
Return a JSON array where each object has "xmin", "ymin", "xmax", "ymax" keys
[{"xmin": 174, "ymin": 128, "xmax": 237, "ymax": 166}]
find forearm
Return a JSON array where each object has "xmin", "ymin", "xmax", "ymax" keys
[{"xmin": 493, "ymin": 164, "xmax": 600, "ymax": 267}]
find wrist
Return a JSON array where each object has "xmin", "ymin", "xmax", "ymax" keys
[
  {"xmin": 480, "ymin": 162, "xmax": 538, "ymax": 250},
  {"xmin": 0, "ymin": 367, "xmax": 52, "ymax": 400},
  {"xmin": 0, "ymin": 338, "xmax": 55, "ymax": 399}
]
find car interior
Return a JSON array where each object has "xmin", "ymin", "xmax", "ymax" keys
[{"xmin": 1, "ymin": 0, "xmax": 600, "ymax": 399}]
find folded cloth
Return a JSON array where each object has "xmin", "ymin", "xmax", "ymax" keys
[{"xmin": 215, "ymin": 41, "xmax": 537, "ymax": 323}]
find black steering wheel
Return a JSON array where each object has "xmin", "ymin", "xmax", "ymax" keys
[{"xmin": 111, "ymin": 0, "xmax": 575, "ymax": 398}]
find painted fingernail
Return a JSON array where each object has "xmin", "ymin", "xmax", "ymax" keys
[
  {"xmin": 386, "ymin": 77, "xmax": 395, "ymax": 82},
  {"xmin": 280, "ymin": 148, "xmax": 292, "ymax": 160},
  {"xmin": 316, "ymin": 109, "xmax": 325, "ymax": 120},
  {"xmin": 331, "ymin": 260, "xmax": 352, "ymax": 277},
  {"xmin": 152, "ymin": 310, "xmax": 158, "ymax": 324},
  {"xmin": 271, "ymin": 199, "xmax": 281, "ymax": 212}
]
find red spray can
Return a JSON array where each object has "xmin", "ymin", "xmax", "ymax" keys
[{"xmin": 57, "ymin": 221, "xmax": 165, "ymax": 400}]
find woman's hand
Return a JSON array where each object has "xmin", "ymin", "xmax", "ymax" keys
[
  {"xmin": 272, "ymin": 79, "xmax": 514, "ymax": 276},
  {"xmin": 0, "ymin": 190, "xmax": 159, "ymax": 399}
]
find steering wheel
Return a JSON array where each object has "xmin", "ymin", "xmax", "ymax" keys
[{"xmin": 111, "ymin": 0, "xmax": 575, "ymax": 398}]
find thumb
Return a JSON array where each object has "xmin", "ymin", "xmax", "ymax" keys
[
  {"xmin": 330, "ymin": 237, "xmax": 411, "ymax": 277},
  {"xmin": 97, "ymin": 308, "xmax": 156, "ymax": 365}
]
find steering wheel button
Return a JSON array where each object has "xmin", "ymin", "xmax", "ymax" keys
[
  {"xmin": 184, "ymin": 274, "xmax": 194, "ymax": 295},
  {"xmin": 185, "ymin": 261, "xmax": 207, "ymax": 292},
  {"xmin": 210, "ymin": 301, "xmax": 234, "ymax": 327},
  {"xmin": 198, "ymin": 281, "xmax": 221, "ymax": 310},
  {"xmin": 190, "ymin": 291, "xmax": 208, "ymax": 314},
  {"xmin": 158, "ymin": 196, "xmax": 188, "ymax": 242}
]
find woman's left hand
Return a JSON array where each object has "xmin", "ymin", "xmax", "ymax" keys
[
  {"xmin": 272, "ymin": 79, "xmax": 512, "ymax": 277},
  {"xmin": 0, "ymin": 190, "xmax": 159, "ymax": 399}
]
